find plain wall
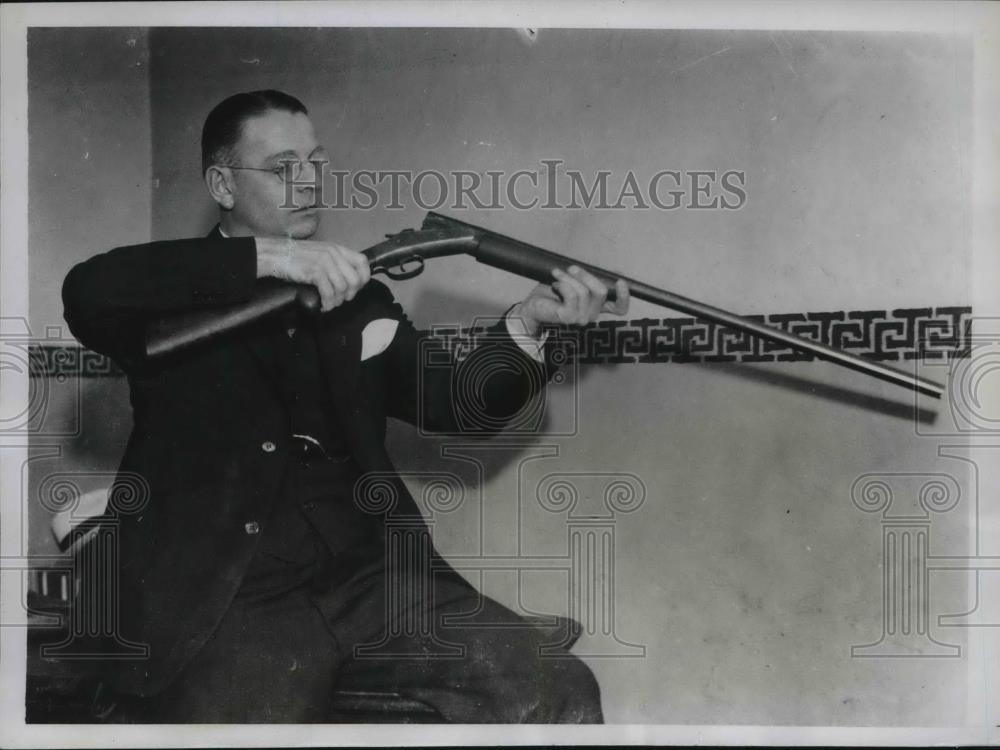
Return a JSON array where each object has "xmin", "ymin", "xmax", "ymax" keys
[
  {"xmin": 29, "ymin": 27, "xmax": 975, "ymax": 725},
  {"xmin": 29, "ymin": 27, "xmax": 152, "ymax": 332},
  {"xmin": 26, "ymin": 27, "xmax": 150, "ymax": 560}
]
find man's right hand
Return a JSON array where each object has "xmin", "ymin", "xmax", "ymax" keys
[{"xmin": 255, "ymin": 237, "xmax": 371, "ymax": 312}]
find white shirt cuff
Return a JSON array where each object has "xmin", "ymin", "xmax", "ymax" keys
[{"xmin": 505, "ymin": 308, "xmax": 549, "ymax": 363}]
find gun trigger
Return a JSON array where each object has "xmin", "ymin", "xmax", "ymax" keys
[{"xmin": 383, "ymin": 255, "xmax": 426, "ymax": 281}]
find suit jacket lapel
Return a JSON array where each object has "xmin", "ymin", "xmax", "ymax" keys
[
  {"xmin": 203, "ymin": 226, "xmax": 291, "ymax": 392},
  {"xmin": 313, "ymin": 302, "xmax": 365, "ymax": 445},
  {"xmin": 242, "ymin": 312, "xmax": 293, "ymax": 395}
]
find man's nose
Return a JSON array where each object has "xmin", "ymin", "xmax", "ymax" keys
[
  {"xmin": 295, "ymin": 160, "xmax": 321, "ymax": 189},
  {"xmin": 290, "ymin": 162, "xmax": 322, "ymax": 205}
]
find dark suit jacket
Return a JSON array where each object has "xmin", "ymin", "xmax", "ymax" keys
[{"xmin": 61, "ymin": 228, "xmax": 557, "ymax": 695}]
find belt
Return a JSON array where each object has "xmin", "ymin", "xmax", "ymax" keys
[{"xmin": 289, "ymin": 433, "xmax": 353, "ymax": 464}]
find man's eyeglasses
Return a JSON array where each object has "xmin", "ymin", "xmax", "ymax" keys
[{"xmin": 217, "ymin": 154, "xmax": 329, "ymax": 185}]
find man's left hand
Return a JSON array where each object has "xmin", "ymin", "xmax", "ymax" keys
[{"xmin": 512, "ymin": 265, "xmax": 631, "ymax": 337}]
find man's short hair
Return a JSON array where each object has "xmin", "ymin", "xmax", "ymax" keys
[{"xmin": 201, "ymin": 90, "xmax": 308, "ymax": 175}]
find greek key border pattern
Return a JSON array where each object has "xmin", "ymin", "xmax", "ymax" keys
[
  {"xmin": 28, "ymin": 305, "xmax": 972, "ymax": 378},
  {"xmin": 434, "ymin": 305, "xmax": 973, "ymax": 366},
  {"xmin": 27, "ymin": 345, "xmax": 123, "ymax": 378}
]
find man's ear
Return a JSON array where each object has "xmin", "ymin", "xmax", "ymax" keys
[{"xmin": 204, "ymin": 165, "xmax": 236, "ymax": 210}]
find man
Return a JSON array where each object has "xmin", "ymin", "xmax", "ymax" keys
[{"xmin": 60, "ymin": 90, "xmax": 629, "ymax": 723}]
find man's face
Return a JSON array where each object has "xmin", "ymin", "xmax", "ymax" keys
[{"xmin": 224, "ymin": 109, "xmax": 325, "ymax": 239}]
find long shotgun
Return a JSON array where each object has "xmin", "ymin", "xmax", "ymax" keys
[{"xmin": 145, "ymin": 211, "xmax": 945, "ymax": 399}]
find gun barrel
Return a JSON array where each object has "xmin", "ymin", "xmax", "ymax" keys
[
  {"xmin": 624, "ymin": 278, "xmax": 944, "ymax": 398},
  {"xmin": 423, "ymin": 212, "xmax": 945, "ymax": 399}
]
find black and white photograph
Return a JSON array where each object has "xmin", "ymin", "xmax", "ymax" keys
[{"xmin": 1, "ymin": 1, "xmax": 998, "ymax": 746}]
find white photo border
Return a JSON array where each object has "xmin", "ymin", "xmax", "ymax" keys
[{"xmin": 2, "ymin": 1, "xmax": 998, "ymax": 747}]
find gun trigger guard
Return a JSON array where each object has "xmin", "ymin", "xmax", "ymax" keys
[{"xmin": 379, "ymin": 255, "xmax": 426, "ymax": 281}]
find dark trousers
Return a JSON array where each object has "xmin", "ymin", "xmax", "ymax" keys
[{"xmin": 130, "ymin": 452, "xmax": 603, "ymax": 723}]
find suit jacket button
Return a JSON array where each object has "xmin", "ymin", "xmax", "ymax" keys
[
  {"xmin": 244, "ymin": 521, "xmax": 260, "ymax": 535},
  {"xmin": 304, "ymin": 502, "xmax": 316, "ymax": 512},
  {"xmin": 261, "ymin": 441, "xmax": 276, "ymax": 453}
]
